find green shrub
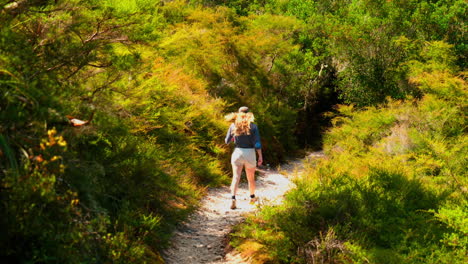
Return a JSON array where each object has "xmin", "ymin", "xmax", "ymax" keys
[{"xmin": 230, "ymin": 39, "xmax": 466, "ymax": 263}]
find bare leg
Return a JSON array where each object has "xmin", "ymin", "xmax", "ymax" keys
[
  {"xmin": 230, "ymin": 163, "xmax": 243, "ymax": 197},
  {"xmin": 246, "ymin": 167, "xmax": 256, "ymax": 196}
]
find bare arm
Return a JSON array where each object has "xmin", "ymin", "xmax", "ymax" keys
[
  {"xmin": 256, "ymin": 148, "xmax": 263, "ymax": 166},
  {"xmin": 253, "ymin": 124, "xmax": 263, "ymax": 166}
]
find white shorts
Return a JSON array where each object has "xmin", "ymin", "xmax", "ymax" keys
[{"xmin": 231, "ymin": 148, "xmax": 256, "ymax": 169}]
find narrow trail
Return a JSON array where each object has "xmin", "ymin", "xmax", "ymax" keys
[{"xmin": 162, "ymin": 151, "xmax": 325, "ymax": 264}]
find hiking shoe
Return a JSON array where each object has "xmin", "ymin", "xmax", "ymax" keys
[
  {"xmin": 249, "ymin": 197, "xmax": 257, "ymax": 205},
  {"xmin": 230, "ymin": 199, "xmax": 237, "ymax": 209}
]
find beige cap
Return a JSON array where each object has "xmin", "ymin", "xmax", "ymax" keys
[{"xmin": 238, "ymin": 106, "xmax": 249, "ymax": 113}]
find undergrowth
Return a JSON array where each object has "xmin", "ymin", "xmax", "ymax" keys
[{"xmin": 230, "ymin": 41, "xmax": 467, "ymax": 263}]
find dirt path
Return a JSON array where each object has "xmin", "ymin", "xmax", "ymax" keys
[{"xmin": 162, "ymin": 152, "xmax": 324, "ymax": 264}]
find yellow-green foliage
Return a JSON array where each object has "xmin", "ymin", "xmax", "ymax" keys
[
  {"xmin": 1, "ymin": 0, "xmax": 314, "ymax": 262},
  {"xmin": 2, "ymin": 0, "xmax": 466, "ymax": 262},
  {"xmin": 0, "ymin": 1, "xmax": 230, "ymax": 262},
  {"xmin": 159, "ymin": 6, "xmax": 306, "ymax": 163},
  {"xmin": 231, "ymin": 41, "xmax": 467, "ymax": 263}
]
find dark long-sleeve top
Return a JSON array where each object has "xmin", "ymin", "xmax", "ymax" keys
[{"xmin": 225, "ymin": 123, "xmax": 262, "ymax": 149}]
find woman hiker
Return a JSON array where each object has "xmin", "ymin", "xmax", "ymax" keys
[{"xmin": 225, "ymin": 106, "xmax": 263, "ymax": 209}]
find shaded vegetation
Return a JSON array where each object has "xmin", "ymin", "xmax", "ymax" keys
[
  {"xmin": 231, "ymin": 41, "xmax": 467, "ymax": 263},
  {"xmin": 0, "ymin": 0, "xmax": 466, "ymax": 263}
]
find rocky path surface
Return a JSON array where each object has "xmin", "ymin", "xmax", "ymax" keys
[{"xmin": 163, "ymin": 151, "xmax": 324, "ymax": 264}]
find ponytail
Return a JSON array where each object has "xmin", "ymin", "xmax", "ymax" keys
[{"xmin": 225, "ymin": 112, "xmax": 255, "ymax": 136}]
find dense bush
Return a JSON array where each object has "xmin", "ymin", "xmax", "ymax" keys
[
  {"xmin": 208, "ymin": 0, "xmax": 466, "ymax": 106},
  {"xmin": 230, "ymin": 41, "xmax": 467, "ymax": 263},
  {"xmin": 0, "ymin": 1, "xmax": 229, "ymax": 262},
  {"xmin": 0, "ymin": 0, "xmax": 333, "ymax": 262},
  {"xmin": 1, "ymin": 0, "xmax": 466, "ymax": 262}
]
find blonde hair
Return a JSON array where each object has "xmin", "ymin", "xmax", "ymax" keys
[{"xmin": 225, "ymin": 112, "xmax": 255, "ymax": 136}]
